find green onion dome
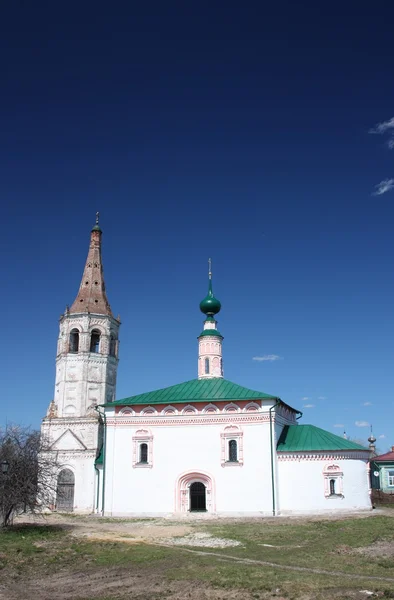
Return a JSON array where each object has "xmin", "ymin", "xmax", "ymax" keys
[{"xmin": 199, "ymin": 279, "xmax": 221, "ymax": 316}]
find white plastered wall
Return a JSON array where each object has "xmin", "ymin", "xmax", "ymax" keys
[
  {"xmin": 104, "ymin": 418, "xmax": 275, "ymax": 516},
  {"xmin": 277, "ymin": 455, "xmax": 371, "ymax": 513}
]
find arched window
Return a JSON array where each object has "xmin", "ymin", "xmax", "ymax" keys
[
  {"xmin": 228, "ymin": 440, "xmax": 238, "ymax": 462},
  {"xmin": 109, "ymin": 336, "xmax": 117, "ymax": 357},
  {"xmin": 205, "ymin": 358, "xmax": 210, "ymax": 374},
  {"xmin": 90, "ymin": 330, "xmax": 101, "ymax": 353},
  {"xmin": 69, "ymin": 329, "xmax": 79, "ymax": 353},
  {"xmin": 139, "ymin": 443, "xmax": 148, "ymax": 464},
  {"xmin": 329, "ymin": 479, "xmax": 336, "ymax": 496}
]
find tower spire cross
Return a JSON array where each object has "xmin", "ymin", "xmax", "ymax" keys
[
  {"xmin": 96, "ymin": 211, "xmax": 100, "ymax": 225},
  {"xmin": 208, "ymin": 258, "xmax": 212, "ymax": 279}
]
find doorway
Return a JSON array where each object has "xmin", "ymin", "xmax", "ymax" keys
[
  {"xmin": 190, "ymin": 481, "xmax": 206, "ymax": 511},
  {"xmin": 56, "ymin": 469, "xmax": 75, "ymax": 511}
]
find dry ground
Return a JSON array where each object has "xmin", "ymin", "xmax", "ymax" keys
[{"xmin": 1, "ymin": 510, "xmax": 394, "ymax": 600}]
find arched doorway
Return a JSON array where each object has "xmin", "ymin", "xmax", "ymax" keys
[
  {"xmin": 190, "ymin": 482, "xmax": 206, "ymax": 512},
  {"xmin": 176, "ymin": 471, "xmax": 215, "ymax": 513},
  {"xmin": 56, "ymin": 469, "xmax": 75, "ymax": 511}
]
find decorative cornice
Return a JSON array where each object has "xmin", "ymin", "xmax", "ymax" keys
[
  {"xmin": 106, "ymin": 413, "xmax": 271, "ymax": 427},
  {"xmin": 278, "ymin": 451, "xmax": 370, "ymax": 461}
]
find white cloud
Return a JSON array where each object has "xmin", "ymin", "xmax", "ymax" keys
[
  {"xmin": 369, "ymin": 116, "xmax": 394, "ymax": 135},
  {"xmin": 334, "ymin": 424, "xmax": 344, "ymax": 428},
  {"xmin": 318, "ymin": 396, "xmax": 327, "ymax": 400},
  {"xmin": 379, "ymin": 434, "xmax": 386, "ymax": 439},
  {"xmin": 372, "ymin": 178, "xmax": 394, "ymax": 196},
  {"xmin": 355, "ymin": 420, "xmax": 369, "ymax": 427},
  {"xmin": 362, "ymin": 402, "xmax": 373, "ymax": 406},
  {"xmin": 301, "ymin": 397, "xmax": 310, "ymax": 401},
  {"xmin": 388, "ymin": 138, "xmax": 394, "ymax": 150},
  {"xmin": 303, "ymin": 404, "xmax": 315, "ymax": 408},
  {"xmin": 252, "ymin": 355, "xmax": 282, "ymax": 362}
]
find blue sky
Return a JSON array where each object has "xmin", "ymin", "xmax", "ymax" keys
[{"xmin": 1, "ymin": 2, "xmax": 393, "ymax": 449}]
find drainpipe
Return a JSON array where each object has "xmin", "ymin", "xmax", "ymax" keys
[
  {"xmin": 269, "ymin": 399, "xmax": 281, "ymax": 517},
  {"xmin": 94, "ymin": 464, "xmax": 100, "ymax": 512},
  {"xmin": 94, "ymin": 406, "xmax": 107, "ymax": 516}
]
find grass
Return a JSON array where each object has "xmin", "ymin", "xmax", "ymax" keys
[{"xmin": 1, "ymin": 516, "xmax": 394, "ymax": 599}]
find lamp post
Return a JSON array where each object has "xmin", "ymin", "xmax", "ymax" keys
[{"xmin": 1, "ymin": 460, "xmax": 9, "ymax": 475}]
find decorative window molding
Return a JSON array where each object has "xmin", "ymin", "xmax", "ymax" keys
[
  {"xmin": 223, "ymin": 403, "xmax": 240, "ymax": 413},
  {"xmin": 388, "ymin": 470, "xmax": 394, "ymax": 487},
  {"xmin": 119, "ymin": 408, "xmax": 134, "ymax": 416},
  {"xmin": 182, "ymin": 405, "xmax": 198, "ymax": 415},
  {"xmin": 243, "ymin": 402, "xmax": 260, "ymax": 413},
  {"xmin": 132, "ymin": 428, "xmax": 153, "ymax": 468},
  {"xmin": 221, "ymin": 424, "xmax": 243, "ymax": 467},
  {"xmin": 202, "ymin": 403, "xmax": 219, "ymax": 414},
  {"xmin": 161, "ymin": 406, "xmax": 178, "ymax": 415},
  {"xmin": 323, "ymin": 463, "xmax": 344, "ymax": 498},
  {"xmin": 140, "ymin": 406, "xmax": 157, "ymax": 416}
]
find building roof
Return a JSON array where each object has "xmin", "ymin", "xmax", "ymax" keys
[
  {"xmin": 277, "ymin": 424, "xmax": 368, "ymax": 452},
  {"xmin": 372, "ymin": 448, "xmax": 394, "ymax": 462},
  {"xmin": 69, "ymin": 217, "xmax": 113, "ymax": 317},
  {"xmin": 108, "ymin": 378, "xmax": 279, "ymax": 406}
]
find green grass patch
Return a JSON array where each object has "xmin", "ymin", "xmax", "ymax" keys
[{"xmin": 1, "ymin": 516, "xmax": 394, "ymax": 599}]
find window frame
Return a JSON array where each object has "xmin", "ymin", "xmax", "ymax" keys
[
  {"xmin": 132, "ymin": 429, "xmax": 153, "ymax": 468},
  {"xmin": 221, "ymin": 425, "xmax": 243, "ymax": 467},
  {"xmin": 323, "ymin": 464, "xmax": 344, "ymax": 498},
  {"xmin": 388, "ymin": 470, "xmax": 394, "ymax": 487}
]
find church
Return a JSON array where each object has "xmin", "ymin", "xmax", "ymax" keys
[{"xmin": 42, "ymin": 218, "xmax": 372, "ymax": 516}]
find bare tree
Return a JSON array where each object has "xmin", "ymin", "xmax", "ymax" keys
[{"xmin": 0, "ymin": 426, "xmax": 61, "ymax": 527}]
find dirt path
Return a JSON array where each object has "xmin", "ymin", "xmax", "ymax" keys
[{"xmin": 161, "ymin": 544, "xmax": 394, "ymax": 583}]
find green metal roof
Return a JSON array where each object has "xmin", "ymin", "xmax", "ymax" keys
[
  {"xmin": 198, "ymin": 329, "xmax": 223, "ymax": 337},
  {"xmin": 277, "ymin": 425, "xmax": 368, "ymax": 452},
  {"xmin": 109, "ymin": 378, "xmax": 278, "ymax": 406}
]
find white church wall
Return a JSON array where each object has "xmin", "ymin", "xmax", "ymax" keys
[
  {"xmin": 104, "ymin": 419, "xmax": 276, "ymax": 516},
  {"xmin": 55, "ymin": 453, "xmax": 97, "ymax": 513},
  {"xmin": 277, "ymin": 456, "xmax": 371, "ymax": 513}
]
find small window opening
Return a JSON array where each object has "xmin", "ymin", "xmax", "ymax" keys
[
  {"xmin": 139, "ymin": 443, "xmax": 148, "ymax": 464},
  {"xmin": 69, "ymin": 329, "xmax": 79, "ymax": 353},
  {"xmin": 109, "ymin": 336, "xmax": 117, "ymax": 357},
  {"xmin": 329, "ymin": 479, "xmax": 336, "ymax": 495},
  {"xmin": 229, "ymin": 439, "xmax": 238, "ymax": 462},
  {"xmin": 205, "ymin": 358, "xmax": 210, "ymax": 374},
  {"xmin": 90, "ymin": 329, "xmax": 101, "ymax": 353}
]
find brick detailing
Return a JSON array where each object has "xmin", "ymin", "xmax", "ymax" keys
[{"xmin": 69, "ymin": 227, "xmax": 112, "ymax": 316}]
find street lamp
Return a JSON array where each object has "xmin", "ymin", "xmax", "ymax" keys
[{"xmin": 1, "ymin": 460, "xmax": 9, "ymax": 475}]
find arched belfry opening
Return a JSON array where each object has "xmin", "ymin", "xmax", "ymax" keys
[
  {"xmin": 56, "ymin": 469, "xmax": 75, "ymax": 511},
  {"xmin": 69, "ymin": 329, "xmax": 79, "ymax": 353},
  {"xmin": 90, "ymin": 329, "xmax": 101, "ymax": 353}
]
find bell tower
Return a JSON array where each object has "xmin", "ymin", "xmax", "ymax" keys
[
  {"xmin": 198, "ymin": 259, "xmax": 224, "ymax": 379},
  {"xmin": 41, "ymin": 215, "xmax": 120, "ymax": 513},
  {"xmin": 52, "ymin": 214, "xmax": 120, "ymax": 417}
]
